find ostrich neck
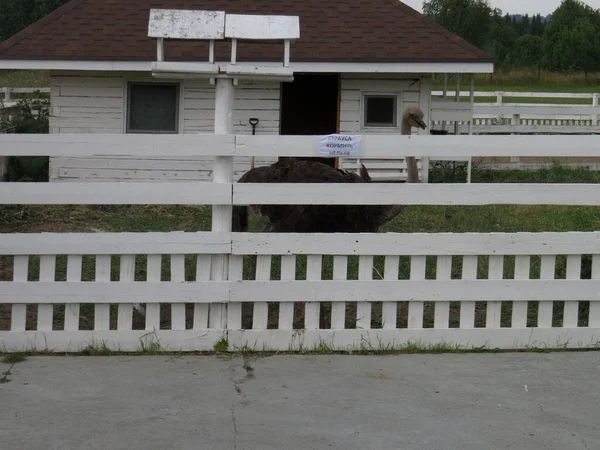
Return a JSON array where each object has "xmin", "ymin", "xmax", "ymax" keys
[
  {"xmin": 401, "ymin": 120, "xmax": 412, "ymax": 135},
  {"xmin": 402, "ymin": 119, "xmax": 419, "ymax": 183}
]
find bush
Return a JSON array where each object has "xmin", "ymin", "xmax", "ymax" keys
[{"xmin": 1, "ymin": 90, "xmax": 50, "ymax": 181}]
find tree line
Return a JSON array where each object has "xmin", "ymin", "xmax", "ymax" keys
[
  {"xmin": 424, "ymin": 0, "xmax": 600, "ymax": 75},
  {"xmin": 0, "ymin": 0, "xmax": 70, "ymax": 42}
]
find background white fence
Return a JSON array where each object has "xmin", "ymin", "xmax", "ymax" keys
[
  {"xmin": 431, "ymin": 90, "xmax": 600, "ymax": 135},
  {"xmin": 1, "ymin": 134, "xmax": 600, "ymax": 352}
]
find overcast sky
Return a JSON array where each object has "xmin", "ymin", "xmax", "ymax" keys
[{"xmin": 401, "ymin": 0, "xmax": 599, "ymax": 16}]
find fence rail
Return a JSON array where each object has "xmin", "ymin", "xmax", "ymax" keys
[
  {"xmin": 2, "ymin": 133, "xmax": 600, "ymax": 352},
  {"xmin": 431, "ymin": 90, "xmax": 600, "ymax": 135}
]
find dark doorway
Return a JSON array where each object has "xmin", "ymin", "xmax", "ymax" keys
[{"xmin": 280, "ymin": 74, "xmax": 340, "ymax": 168}]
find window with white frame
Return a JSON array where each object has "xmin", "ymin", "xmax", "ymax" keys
[
  {"xmin": 126, "ymin": 81, "xmax": 180, "ymax": 133},
  {"xmin": 363, "ymin": 94, "xmax": 397, "ymax": 127}
]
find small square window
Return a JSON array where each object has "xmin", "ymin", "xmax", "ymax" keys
[
  {"xmin": 127, "ymin": 82, "xmax": 179, "ymax": 133},
  {"xmin": 364, "ymin": 95, "xmax": 397, "ymax": 127}
]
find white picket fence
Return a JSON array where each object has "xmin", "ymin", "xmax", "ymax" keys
[
  {"xmin": 2, "ymin": 133, "xmax": 600, "ymax": 352},
  {"xmin": 431, "ymin": 90, "xmax": 600, "ymax": 134}
]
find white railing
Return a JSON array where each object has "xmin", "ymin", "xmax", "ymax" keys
[
  {"xmin": 2, "ymin": 133, "xmax": 600, "ymax": 352},
  {"xmin": 431, "ymin": 90, "xmax": 600, "ymax": 135},
  {"xmin": 1, "ymin": 87, "xmax": 50, "ymax": 103}
]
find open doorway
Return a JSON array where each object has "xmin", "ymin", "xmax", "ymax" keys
[{"xmin": 280, "ymin": 73, "xmax": 340, "ymax": 168}]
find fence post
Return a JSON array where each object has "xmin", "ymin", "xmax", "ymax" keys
[
  {"xmin": 510, "ymin": 114, "xmax": 520, "ymax": 163},
  {"xmin": 593, "ymin": 93, "xmax": 599, "ymax": 127},
  {"xmin": 210, "ymin": 77, "xmax": 235, "ymax": 329},
  {"xmin": 2, "ymin": 87, "xmax": 11, "ymax": 103},
  {"xmin": 495, "ymin": 91, "xmax": 503, "ymax": 106}
]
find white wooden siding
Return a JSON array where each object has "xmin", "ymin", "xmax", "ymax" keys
[
  {"xmin": 49, "ymin": 75, "xmax": 279, "ymax": 182},
  {"xmin": 339, "ymin": 74, "xmax": 429, "ymax": 181}
]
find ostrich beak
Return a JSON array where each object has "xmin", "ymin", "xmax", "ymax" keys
[{"xmin": 415, "ymin": 118, "xmax": 427, "ymax": 129}]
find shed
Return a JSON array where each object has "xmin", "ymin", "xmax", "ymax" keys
[{"xmin": 0, "ymin": 0, "xmax": 494, "ymax": 182}]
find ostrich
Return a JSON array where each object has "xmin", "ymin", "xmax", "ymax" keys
[
  {"xmin": 232, "ymin": 106, "xmax": 428, "ymax": 233},
  {"xmin": 402, "ymin": 106, "xmax": 428, "ymax": 183}
]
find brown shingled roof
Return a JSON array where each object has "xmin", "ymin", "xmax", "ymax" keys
[{"xmin": 0, "ymin": 0, "xmax": 494, "ymax": 64}]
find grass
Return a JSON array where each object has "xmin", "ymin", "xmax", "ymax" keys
[
  {"xmin": 433, "ymin": 70, "xmax": 600, "ymax": 93},
  {"xmin": 0, "ymin": 69, "xmax": 50, "ymax": 88}
]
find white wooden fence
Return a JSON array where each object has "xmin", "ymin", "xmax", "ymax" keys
[
  {"xmin": 2, "ymin": 133, "xmax": 600, "ymax": 352},
  {"xmin": 431, "ymin": 90, "xmax": 600, "ymax": 135}
]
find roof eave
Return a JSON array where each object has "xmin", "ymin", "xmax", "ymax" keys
[{"xmin": 0, "ymin": 59, "xmax": 495, "ymax": 74}]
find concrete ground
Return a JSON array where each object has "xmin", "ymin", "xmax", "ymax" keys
[{"xmin": 1, "ymin": 353, "xmax": 599, "ymax": 450}]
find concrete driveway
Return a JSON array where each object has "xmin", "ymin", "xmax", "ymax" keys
[{"xmin": 1, "ymin": 353, "xmax": 599, "ymax": 450}]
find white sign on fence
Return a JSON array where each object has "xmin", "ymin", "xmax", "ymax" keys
[{"xmin": 317, "ymin": 134, "xmax": 363, "ymax": 157}]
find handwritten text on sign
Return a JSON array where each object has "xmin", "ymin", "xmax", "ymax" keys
[{"xmin": 317, "ymin": 134, "xmax": 363, "ymax": 157}]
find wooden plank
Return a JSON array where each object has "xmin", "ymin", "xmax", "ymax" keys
[
  {"xmin": 278, "ymin": 255, "xmax": 296, "ymax": 330},
  {"xmin": 227, "ymin": 328, "xmax": 600, "ymax": 352},
  {"xmin": 148, "ymin": 9, "xmax": 225, "ymax": 39},
  {"xmin": 476, "ymin": 105, "xmax": 598, "ymax": 116},
  {"xmin": 470, "ymin": 125, "xmax": 600, "ymax": 134},
  {"xmin": 0, "ymin": 330, "xmax": 225, "ymax": 352},
  {"xmin": 382, "ymin": 256, "xmax": 399, "ymax": 330},
  {"xmin": 37, "ymin": 256, "xmax": 55, "ymax": 331},
  {"xmin": 2, "ymin": 182, "xmax": 231, "ymax": 205},
  {"xmin": 146, "ymin": 255, "xmax": 162, "ymax": 331},
  {"xmin": 434, "ymin": 256, "xmax": 452, "ymax": 329},
  {"xmin": 228, "ymin": 279, "xmax": 600, "ymax": 303},
  {"xmin": 0, "ymin": 134, "xmax": 234, "ymax": 157},
  {"xmin": 538, "ymin": 256, "xmax": 555, "ymax": 328},
  {"xmin": 591, "ymin": 255, "xmax": 600, "ymax": 328},
  {"xmin": 407, "ymin": 256, "xmax": 425, "ymax": 329},
  {"xmin": 194, "ymin": 255, "xmax": 212, "ymax": 329},
  {"xmin": 253, "ymin": 255, "xmax": 271, "ymax": 330},
  {"xmin": 224, "ymin": 14, "xmax": 300, "ymax": 39},
  {"xmin": 94, "ymin": 255, "xmax": 111, "ymax": 331},
  {"xmin": 10, "ymin": 256, "xmax": 28, "ymax": 332},
  {"xmin": 460, "ymin": 256, "xmax": 477, "ymax": 328},
  {"xmin": 331, "ymin": 256, "xmax": 348, "ymax": 330},
  {"xmin": 564, "ymin": 255, "xmax": 581, "ymax": 328},
  {"xmin": 0, "ymin": 232, "xmax": 231, "ymax": 256},
  {"xmin": 305, "ymin": 255, "xmax": 322, "ymax": 330},
  {"xmin": 486, "ymin": 256, "xmax": 503, "ymax": 329},
  {"xmin": 233, "ymin": 184, "xmax": 600, "ymax": 207},
  {"xmin": 117, "ymin": 255, "xmax": 135, "ymax": 331},
  {"xmin": 64, "ymin": 255, "xmax": 83, "ymax": 331},
  {"xmin": 226, "ymin": 255, "xmax": 244, "ymax": 330},
  {"xmin": 1, "ymin": 280, "xmax": 228, "ymax": 304},
  {"xmin": 232, "ymin": 232, "xmax": 600, "ymax": 256},
  {"xmin": 512, "ymin": 256, "xmax": 530, "ymax": 328},
  {"xmin": 356, "ymin": 256, "xmax": 373, "ymax": 330},
  {"xmin": 170, "ymin": 255, "xmax": 186, "ymax": 331},
  {"xmin": 234, "ymin": 135, "xmax": 600, "ymax": 158},
  {"xmin": 7, "ymin": 279, "xmax": 600, "ymax": 304},
  {"xmin": 432, "ymin": 90, "xmax": 594, "ymax": 99}
]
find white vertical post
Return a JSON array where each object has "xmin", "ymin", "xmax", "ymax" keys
[
  {"xmin": 284, "ymin": 40, "xmax": 291, "ymax": 67},
  {"xmin": 210, "ymin": 77, "xmax": 235, "ymax": 329},
  {"xmin": 495, "ymin": 91, "xmax": 503, "ymax": 106},
  {"xmin": 157, "ymin": 38, "xmax": 164, "ymax": 62},
  {"xmin": 454, "ymin": 74, "xmax": 461, "ymax": 136},
  {"xmin": 3, "ymin": 87, "xmax": 11, "ymax": 103},
  {"xmin": 510, "ymin": 113, "xmax": 520, "ymax": 163},
  {"xmin": 418, "ymin": 75, "xmax": 431, "ymax": 183},
  {"xmin": 467, "ymin": 74, "xmax": 474, "ymax": 183},
  {"xmin": 442, "ymin": 74, "xmax": 448, "ymax": 132},
  {"xmin": 593, "ymin": 93, "xmax": 599, "ymax": 126},
  {"xmin": 231, "ymin": 38, "xmax": 237, "ymax": 64},
  {"xmin": 209, "ymin": 40, "xmax": 215, "ymax": 63}
]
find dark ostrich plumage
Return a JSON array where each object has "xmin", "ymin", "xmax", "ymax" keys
[{"xmin": 232, "ymin": 158, "xmax": 405, "ymax": 233}]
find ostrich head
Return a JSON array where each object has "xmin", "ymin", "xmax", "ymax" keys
[{"xmin": 403, "ymin": 106, "xmax": 427, "ymax": 130}]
